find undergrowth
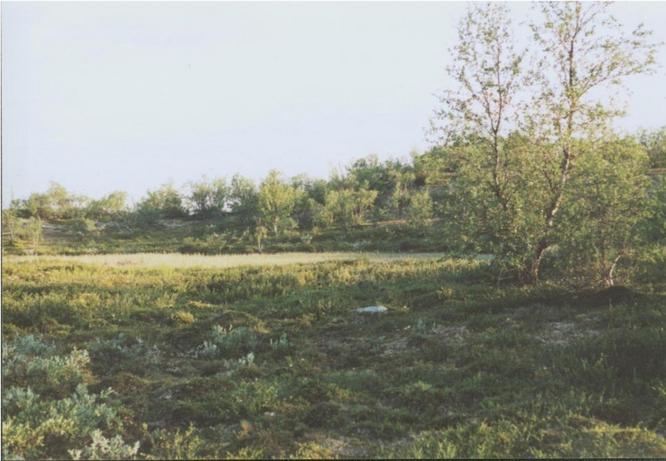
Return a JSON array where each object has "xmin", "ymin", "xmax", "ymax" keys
[{"xmin": 2, "ymin": 256, "xmax": 665, "ymax": 458}]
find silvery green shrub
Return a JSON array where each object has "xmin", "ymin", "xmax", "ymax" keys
[
  {"xmin": 69, "ymin": 430, "xmax": 140, "ymax": 460},
  {"xmin": 193, "ymin": 325, "xmax": 258, "ymax": 358},
  {"xmin": 2, "ymin": 335, "xmax": 138, "ymax": 460}
]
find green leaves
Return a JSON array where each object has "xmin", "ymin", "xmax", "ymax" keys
[
  {"xmin": 2, "ymin": 336, "xmax": 135, "ymax": 460},
  {"xmin": 259, "ymin": 170, "xmax": 298, "ymax": 236},
  {"xmin": 433, "ymin": 1, "xmax": 660, "ymax": 283},
  {"xmin": 320, "ymin": 187, "xmax": 378, "ymax": 230}
]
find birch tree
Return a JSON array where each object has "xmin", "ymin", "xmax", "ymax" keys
[
  {"xmin": 523, "ymin": 1, "xmax": 658, "ymax": 281},
  {"xmin": 433, "ymin": 2, "xmax": 530, "ymax": 271},
  {"xmin": 259, "ymin": 170, "xmax": 297, "ymax": 236},
  {"xmin": 555, "ymin": 138, "xmax": 650, "ymax": 286},
  {"xmin": 435, "ymin": 1, "xmax": 658, "ymax": 282}
]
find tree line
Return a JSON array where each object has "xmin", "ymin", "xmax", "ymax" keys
[{"xmin": 3, "ymin": 154, "xmax": 437, "ymax": 232}]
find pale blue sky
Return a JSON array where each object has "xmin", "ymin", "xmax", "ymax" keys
[{"xmin": 3, "ymin": 1, "xmax": 666, "ymax": 205}]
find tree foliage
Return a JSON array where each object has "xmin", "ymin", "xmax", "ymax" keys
[
  {"xmin": 187, "ymin": 178, "xmax": 228, "ymax": 217},
  {"xmin": 229, "ymin": 175, "xmax": 259, "ymax": 226},
  {"xmin": 320, "ymin": 187, "xmax": 378, "ymax": 229},
  {"xmin": 555, "ymin": 138, "xmax": 650, "ymax": 286},
  {"xmin": 638, "ymin": 127, "xmax": 666, "ymax": 169},
  {"xmin": 433, "ymin": 1, "xmax": 659, "ymax": 282},
  {"xmin": 259, "ymin": 170, "xmax": 298, "ymax": 236},
  {"xmin": 137, "ymin": 183, "xmax": 186, "ymax": 221},
  {"xmin": 407, "ymin": 190, "xmax": 433, "ymax": 231},
  {"xmin": 86, "ymin": 191, "xmax": 127, "ymax": 220}
]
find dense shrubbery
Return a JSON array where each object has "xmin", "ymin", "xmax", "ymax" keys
[{"xmin": 1, "ymin": 335, "xmax": 139, "ymax": 460}]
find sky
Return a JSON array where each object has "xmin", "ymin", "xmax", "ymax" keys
[{"xmin": 3, "ymin": 1, "xmax": 666, "ymax": 205}]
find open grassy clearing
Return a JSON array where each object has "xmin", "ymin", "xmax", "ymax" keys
[
  {"xmin": 2, "ymin": 255, "xmax": 665, "ymax": 459},
  {"xmin": 5, "ymin": 252, "xmax": 450, "ymax": 269}
]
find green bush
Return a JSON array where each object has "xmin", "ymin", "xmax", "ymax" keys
[{"xmin": 2, "ymin": 335, "xmax": 137, "ymax": 460}]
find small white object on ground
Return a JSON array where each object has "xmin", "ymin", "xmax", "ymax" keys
[{"xmin": 355, "ymin": 306, "xmax": 388, "ymax": 314}]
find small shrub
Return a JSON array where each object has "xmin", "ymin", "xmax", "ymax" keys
[
  {"xmin": 72, "ymin": 218, "xmax": 99, "ymax": 236},
  {"xmin": 210, "ymin": 325, "xmax": 258, "ymax": 353},
  {"xmin": 89, "ymin": 334, "xmax": 161, "ymax": 367},
  {"xmin": 69, "ymin": 430, "xmax": 140, "ymax": 460},
  {"xmin": 193, "ymin": 341, "xmax": 219, "ymax": 358},
  {"xmin": 2, "ymin": 336, "xmax": 136, "ymax": 460},
  {"xmin": 3, "ymin": 335, "xmax": 92, "ymax": 397},
  {"xmin": 413, "ymin": 318, "xmax": 438, "ymax": 335},
  {"xmin": 269, "ymin": 333, "xmax": 291, "ymax": 352},
  {"xmin": 145, "ymin": 424, "xmax": 207, "ymax": 460},
  {"xmin": 291, "ymin": 441, "xmax": 335, "ymax": 459},
  {"xmin": 230, "ymin": 381, "xmax": 280, "ymax": 418},
  {"xmin": 172, "ymin": 310, "xmax": 195, "ymax": 324}
]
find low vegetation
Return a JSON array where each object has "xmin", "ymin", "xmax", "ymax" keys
[
  {"xmin": 5, "ymin": 252, "xmax": 449, "ymax": 269},
  {"xmin": 3, "ymin": 254, "xmax": 665, "ymax": 458}
]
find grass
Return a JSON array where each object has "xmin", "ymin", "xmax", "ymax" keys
[
  {"xmin": 2, "ymin": 254, "xmax": 665, "ymax": 458},
  {"xmin": 6, "ymin": 252, "xmax": 450, "ymax": 269}
]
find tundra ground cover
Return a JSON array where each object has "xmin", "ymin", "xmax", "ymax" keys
[
  {"xmin": 6, "ymin": 252, "xmax": 449, "ymax": 269},
  {"xmin": 2, "ymin": 255, "xmax": 665, "ymax": 458}
]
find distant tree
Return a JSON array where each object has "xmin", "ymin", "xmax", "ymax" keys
[
  {"xmin": 412, "ymin": 146, "xmax": 456, "ymax": 218},
  {"xmin": 406, "ymin": 190, "xmax": 433, "ymax": 231},
  {"xmin": 44, "ymin": 183, "xmax": 73, "ymax": 217},
  {"xmin": 187, "ymin": 177, "xmax": 229, "ymax": 217},
  {"xmin": 289, "ymin": 175, "xmax": 326, "ymax": 230},
  {"xmin": 188, "ymin": 178, "xmax": 215, "ymax": 217},
  {"xmin": 229, "ymin": 175, "xmax": 259, "ymax": 226},
  {"xmin": 210, "ymin": 178, "xmax": 229, "ymax": 213},
  {"xmin": 343, "ymin": 156, "xmax": 417, "ymax": 219},
  {"xmin": 388, "ymin": 166, "xmax": 415, "ymax": 219},
  {"xmin": 137, "ymin": 183, "xmax": 185, "ymax": 220},
  {"xmin": 14, "ymin": 182, "xmax": 92, "ymax": 220},
  {"xmin": 305, "ymin": 178, "xmax": 329, "ymax": 205},
  {"xmin": 21, "ymin": 194, "xmax": 46, "ymax": 219},
  {"xmin": 321, "ymin": 187, "xmax": 378, "ymax": 229},
  {"xmin": 643, "ymin": 176, "xmax": 666, "ymax": 243},
  {"xmin": 20, "ymin": 183, "xmax": 65, "ymax": 220},
  {"xmin": 254, "ymin": 224, "xmax": 268, "ymax": 253},
  {"xmin": 26, "ymin": 217, "xmax": 43, "ymax": 252},
  {"xmin": 2, "ymin": 209, "xmax": 18, "ymax": 246},
  {"xmin": 346, "ymin": 155, "xmax": 390, "ymax": 193},
  {"xmin": 259, "ymin": 170, "xmax": 298, "ymax": 236},
  {"xmin": 86, "ymin": 191, "xmax": 127, "ymax": 220}
]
